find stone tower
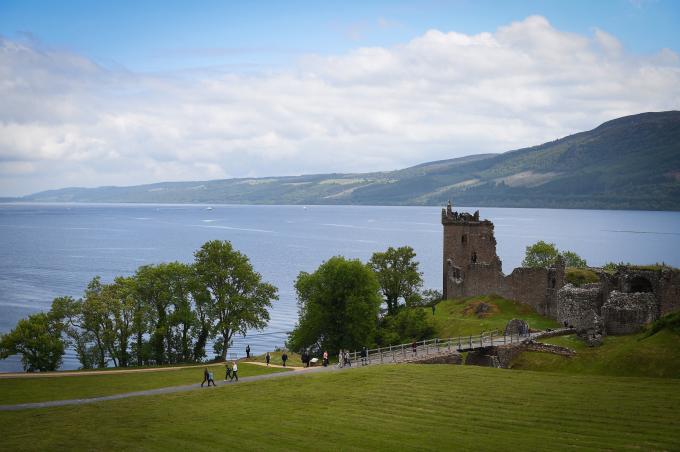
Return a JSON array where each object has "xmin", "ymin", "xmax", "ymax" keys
[{"xmin": 442, "ymin": 201, "xmax": 503, "ymax": 299}]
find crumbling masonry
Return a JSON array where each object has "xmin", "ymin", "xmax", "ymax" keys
[{"xmin": 442, "ymin": 202, "xmax": 680, "ymax": 337}]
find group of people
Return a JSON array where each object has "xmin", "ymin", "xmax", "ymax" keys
[{"xmin": 200, "ymin": 361, "xmax": 239, "ymax": 387}]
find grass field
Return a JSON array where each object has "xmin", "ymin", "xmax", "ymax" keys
[
  {"xmin": 511, "ymin": 330, "xmax": 680, "ymax": 378},
  {"xmin": 245, "ymin": 350, "xmax": 304, "ymax": 367},
  {"xmin": 0, "ymin": 363, "xmax": 288, "ymax": 405},
  {"xmin": 1, "ymin": 364, "xmax": 678, "ymax": 451},
  {"xmin": 430, "ymin": 295, "xmax": 560, "ymax": 337}
]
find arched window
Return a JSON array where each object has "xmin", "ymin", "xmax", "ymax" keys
[{"xmin": 630, "ymin": 276, "xmax": 653, "ymax": 293}]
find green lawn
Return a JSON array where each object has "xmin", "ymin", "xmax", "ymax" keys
[
  {"xmin": 1, "ymin": 364, "xmax": 678, "ymax": 451},
  {"xmin": 245, "ymin": 350, "xmax": 304, "ymax": 367},
  {"xmin": 431, "ymin": 295, "xmax": 560, "ymax": 337},
  {"xmin": 0, "ymin": 362, "xmax": 288, "ymax": 405},
  {"xmin": 511, "ymin": 330, "xmax": 680, "ymax": 378}
]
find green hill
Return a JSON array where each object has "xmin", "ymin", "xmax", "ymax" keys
[{"xmin": 16, "ymin": 111, "xmax": 680, "ymax": 210}]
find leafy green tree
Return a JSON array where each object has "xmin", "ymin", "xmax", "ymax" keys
[
  {"xmin": 163, "ymin": 262, "xmax": 196, "ymax": 363},
  {"xmin": 369, "ymin": 246, "xmax": 423, "ymax": 315},
  {"xmin": 288, "ymin": 256, "xmax": 381, "ymax": 353},
  {"xmin": 134, "ymin": 265, "xmax": 173, "ymax": 365},
  {"xmin": 194, "ymin": 240, "xmax": 277, "ymax": 361},
  {"xmin": 521, "ymin": 241, "xmax": 560, "ymax": 268},
  {"xmin": 0, "ymin": 312, "xmax": 65, "ymax": 372},
  {"xmin": 100, "ymin": 277, "xmax": 138, "ymax": 367},
  {"xmin": 376, "ymin": 308, "xmax": 435, "ymax": 346},
  {"xmin": 50, "ymin": 296, "xmax": 98, "ymax": 369},
  {"xmin": 561, "ymin": 250, "xmax": 587, "ymax": 268}
]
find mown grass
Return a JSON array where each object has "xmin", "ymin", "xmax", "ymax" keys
[
  {"xmin": 0, "ymin": 363, "xmax": 288, "ymax": 405},
  {"xmin": 430, "ymin": 295, "xmax": 560, "ymax": 337},
  {"xmin": 1, "ymin": 364, "xmax": 678, "ymax": 451},
  {"xmin": 245, "ymin": 350, "xmax": 304, "ymax": 367},
  {"xmin": 511, "ymin": 330, "xmax": 680, "ymax": 378}
]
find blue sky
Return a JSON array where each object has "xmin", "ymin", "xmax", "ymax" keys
[
  {"xmin": 1, "ymin": 0, "xmax": 678, "ymax": 72},
  {"xmin": 0, "ymin": 1, "xmax": 679, "ymax": 196}
]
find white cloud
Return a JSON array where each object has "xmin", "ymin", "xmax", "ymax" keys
[{"xmin": 1, "ymin": 16, "xmax": 679, "ymax": 196}]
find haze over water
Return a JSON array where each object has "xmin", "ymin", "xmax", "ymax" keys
[{"xmin": 1, "ymin": 203, "xmax": 679, "ymax": 372}]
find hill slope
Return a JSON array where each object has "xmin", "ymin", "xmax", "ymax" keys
[{"xmin": 20, "ymin": 111, "xmax": 680, "ymax": 210}]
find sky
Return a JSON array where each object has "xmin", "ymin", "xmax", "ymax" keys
[{"xmin": 1, "ymin": 0, "xmax": 679, "ymax": 196}]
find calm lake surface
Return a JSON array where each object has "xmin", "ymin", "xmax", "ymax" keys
[{"xmin": 1, "ymin": 203, "xmax": 679, "ymax": 372}]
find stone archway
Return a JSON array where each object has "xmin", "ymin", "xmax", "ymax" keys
[{"xmin": 630, "ymin": 276, "xmax": 653, "ymax": 293}]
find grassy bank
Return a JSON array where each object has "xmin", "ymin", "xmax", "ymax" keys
[
  {"xmin": 1, "ymin": 364, "xmax": 679, "ymax": 451},
  {"xmin": 430, "ymin": 295, "xmax": 559, "ymax": 337},
  {"xmin": 511, "ymin": 330, "xmax": 680, "ymax": 378},
  {"xmin": 0, "ymin": 362, "xmax": 288, "ymax": 405}
]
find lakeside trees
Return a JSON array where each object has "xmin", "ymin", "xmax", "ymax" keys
[
  {"xmin": 289, "ymin": 248, "xmax": 436, "ymax": 355},
  {"xmin": 0, "ymin": 240, "xmax": 277, "ymax": 371},
  {"xmin": 522, "ymin": 240, "xmax": 587, "ymax": 269}
]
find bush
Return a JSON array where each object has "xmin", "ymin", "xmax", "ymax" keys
[{"xmin": 644, "ymin": 311, "xmax": 680, "ymax": 338}]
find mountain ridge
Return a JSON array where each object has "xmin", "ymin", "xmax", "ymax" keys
[{"xmin": 12, "ymin": 111, "xmax": 680, "ymax": 211}]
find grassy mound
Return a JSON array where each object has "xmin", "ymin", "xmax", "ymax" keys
[
  {"xmin": 0, "ymin": 362, "xmax": 288, "ymax": 405},
  {"xmin": 510, "ymin": 330, "xmax": 680, "ymax": 378},
  {"xmin": 430, "ymin": 295, "xmax": 559, "ymax": 337},
  {"xmin": 565, "ymin": 267, "xmax": 599, "ymax": 286},
  {"xmin": 1, "ymin": 365, "xmax": 678, "ymax": 450}
]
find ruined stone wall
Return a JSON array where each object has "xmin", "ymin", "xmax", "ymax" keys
[
  {"xmin": 500, "ymin": 267, "xmax": 552, "ymax": 316},
  {"xmin": 602, "ymin": 291, "xmax": 658, "ymax": 335},
  {"xmin": 556, "ymin": 284, "xmax": 601, "ymax": 333},
  {"xmin": 657, "ymin": 270, "xmax": 680, "ymax": 315}
]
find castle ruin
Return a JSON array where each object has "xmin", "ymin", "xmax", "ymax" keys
[
  {"xmin": 442, "ymin": 201, "xmax": 564, "ymax": 317},
  {"xmin": 442, "ymin": 202, "xmax": 680, "ymax": 339}
]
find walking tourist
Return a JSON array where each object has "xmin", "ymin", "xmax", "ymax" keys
[
  {"xmin": 344, "ymin": 350, "xmax": 352, "ymax": 367},
  {"xmin": 207, "ymin": 369, "xmax": 216, "ymax": 386},
  {"xmin": 361, "ymin": 346, "xmax": 368, "ymax": 366},
  {"xmin": 412, "ymin": 340, "xmax": 417, "ymax": 356},
  {"xmin": 266, "ymin": 351, "xmax": 271, "ymax": 366},
  {"xmin": 282, "ymin": 351, "xmax": 288, "ymax": 367},
  {"xmin": 246, "ymin": 344, "xmax": 251, "ymax": 358},
  {"xmin": 201, "ymin": 367, "xmax": 210, "ymax": 387},
  {"xmin": 230, "ymin": 361, "xmax": 238, "ymax": 381},
  {"xmin": 322, "ymin": 350, "xmax": 328, "ymax": 367},
  {"xmin": 224, "ymin": 363, "xmax": 232, "ymax": 381},
  {"xmin": 338, "ymin": 349, "xmax": 344, "ymax": 368}
]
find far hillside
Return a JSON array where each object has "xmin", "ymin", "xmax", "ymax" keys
[{"xmin": 18, "ymin": 111, "xmax": 680, "ymax": 210}]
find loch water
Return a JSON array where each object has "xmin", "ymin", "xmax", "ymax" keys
[{"xmin": 1, "ymin": 203, "xmax": 679, "ymax": 372}]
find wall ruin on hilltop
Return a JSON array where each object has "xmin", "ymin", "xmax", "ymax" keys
[
  {"xmin": 441, "ymin": 201, "xmax": 565, "ymax": 316},
  {"xmin": 441, "ymin": 202, "xmax": 679, "ymax": 337}
]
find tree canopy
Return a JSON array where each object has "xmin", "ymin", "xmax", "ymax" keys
[
  {"xmin": 288, "ymin": 256, "xmax": 381, "ymax": 354},
  {"xmin": 522, "ymin": 241, "xmax": 587, "ymax": 269},
  {"xmin": 2, "ymin": 240, "xmax": 277, "ymax": 371},
  {"xmin": 369, "ymin": 246, "xmax": 423, "ymax": 315}
]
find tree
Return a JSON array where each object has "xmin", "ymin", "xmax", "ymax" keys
[
  {"xmin": 376, "ymin": 308, "xmax": 435, "ymax": 346},
  {"xmin": 194, "ymin": 240, "xmax": 277, "ymax": 361},
  {"xmin": 561, "ymin": 250, "xmax": 587, "ymax": 268},
  {"xmin": 135, "ymin": 265, "xmax": 173, "ymax": 365},
  {"xmin": 0, "ymin": 312, "xmax": 65, "ymax": 372},
  {"xmin": 288, "ymin": 256, "xmax": 381, "ymax": 354},
  {"xmin": 521, "ymin": 241, "xmax": 559, "ymax": 268},
  {"xmin": 369, "ymin": 246, "xmax": 423, "ymax": 315},
  {"xmin": 50, "ymin": 295, "xmax": 99, "ymax": 369}
]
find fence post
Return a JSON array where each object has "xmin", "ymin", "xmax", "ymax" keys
[
  {"xmin": 379, "ymin": 347, "xmax": 383, "ymax": 364},
  {"xmin": 469, "ymin": 335, "xmax": 472, "ymax": 349},
  {"xmin": 402, "ymin": 343, "xmax": 405, "ymax": 360}
]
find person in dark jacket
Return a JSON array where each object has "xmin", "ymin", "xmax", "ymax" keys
[
  {"xmin": 266, "ymin": 351, "xmax": 271, "ymax": 366},
  {"xmin": 246, "ymin": 344, "xmax": 251, "ymax": 358},
  {"xmin": 281, "ymin": 351, "xmax": 288, "ymax": 367},
  {"xmin": 201, "ymin": 367, "xmax": 210, "ymax": 387}
]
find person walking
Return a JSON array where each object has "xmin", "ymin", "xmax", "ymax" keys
[
  {"xmin": 344, "ymin": 350, "xmax": 351, "ymax": 367},
  {"xmin": 224, "ymin": 363, "xmax": 232, "ymax": 381},
  {"xmin": 201, "ymin": 367, "xmax": 210, "ymax": 387},
  {"xmin": 322, "ymin": 350, "xmax": 328, "ymax": 367},
  {"xmin": 282, "ymin": 351, "xmax": 288, "ymax": 367},
  {"xmin": 412, "ymin": 340, "xmax": 417, "ymax": 356},
  {"xmin": 361, "ymin": 346, "xmax": 368, "ymax": 366},
  {"xmin": 207, "ymin": 369, "xmax": 216, "ymax": 387},
  {"xmin": 246, "ymin": 345, "xmax": 251, "ymax": 358},
  {"xmin": 230, "ymin": 361, "xmax": 238, "ymax": 382},
  {"xmin": 266, "ymin": 351, "xmax": 271, "ymax": 366},
  {"xmin": 338, "ymin": 349, "xmax": 344, "ymax": 368}
]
